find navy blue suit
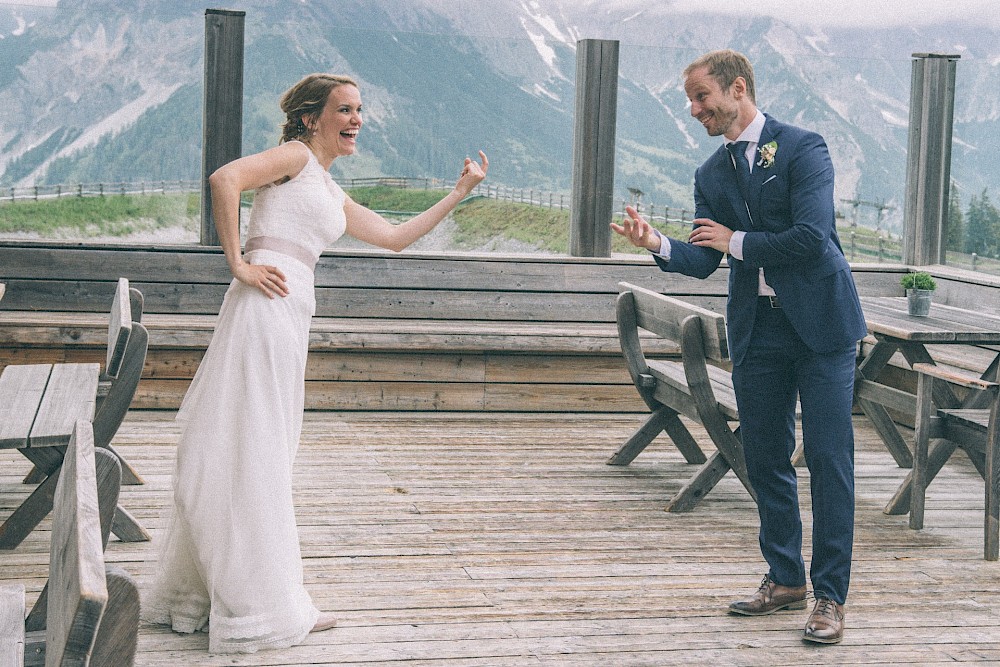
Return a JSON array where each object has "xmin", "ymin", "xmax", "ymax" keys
[{"xmin": 655, "ymin": 114, "xmax": 866, "ymax": 603}]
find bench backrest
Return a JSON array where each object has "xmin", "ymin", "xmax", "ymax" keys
[
  {"xmin": 45, "ymin": 420, "xmax": 108, "ymax": 666},
  {"xmin": 106, "ymin": 278, "xmax": 132, "ymax": 379},
  {"xmin": 618, "ymin": 282, "xmax": 729, "ymax": 363}
]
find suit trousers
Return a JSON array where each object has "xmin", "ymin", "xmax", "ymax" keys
[{"xmin": 731, "ymin": 298, "xmax": 857, "ymax": 604}]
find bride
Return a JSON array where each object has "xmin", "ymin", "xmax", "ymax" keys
[{"xmin": 144, "ymin": 73, "xmax": 487, "ymax": 654}]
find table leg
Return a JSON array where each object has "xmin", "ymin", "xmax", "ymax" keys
[
  {"xmin": 14, "ymin": 448, "xmax": 150, "ymax": 545},
  {"xmin": 0, "ymin": 470, "xmax": 59, "ymax": 549},
  {"xmin": 22, "ymin": 443, "xmax": 143, "ymax": 486},
  {"xmin": 857, "ymin": 396, "xmax": 914, "ymax": 468},
  {"xmin": 856, "ymin": 339, "xmax": 914, "ymax": 467},
  {"xmin": 885, "ymin": 439, "xmax": 958, "ymax": 515}
]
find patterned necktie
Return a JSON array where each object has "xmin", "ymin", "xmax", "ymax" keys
[{"xmin": 727, "ymin": 140, "xmax": 751, "ymax": 201}]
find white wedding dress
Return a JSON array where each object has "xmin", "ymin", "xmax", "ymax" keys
[{"xmin": 144, "ymin": 145, "xmax": 346, "ymax": 654}]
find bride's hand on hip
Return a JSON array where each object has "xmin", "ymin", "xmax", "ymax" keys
[{"xmin": 233, "ymin": 261, "xmax": 289, "ymax": 299}]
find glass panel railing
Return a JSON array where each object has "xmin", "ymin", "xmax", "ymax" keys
[
  {"xmin": 946, "ymin": 57, "xmax": 1000, "ymax": 276},
  {"xmin": 1, "ymin": 6, "xmax": 996, "ymax": 270}
]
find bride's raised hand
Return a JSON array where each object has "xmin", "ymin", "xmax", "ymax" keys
[
  {"xmin": 454, "ymin": 151, "xmax": 488, "ymax": 196},
  {"xmin": 233, "ymin": 261, "xmax": 289, "ymax": 299}
]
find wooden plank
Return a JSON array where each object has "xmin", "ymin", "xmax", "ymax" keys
[
  {"xmin": 307, "ymin": 351, "xmax": 486, "ymax": 383},
  {"xmin": 315, "ymin": 289, "xmax": 621, "ymax": 322},
  {"xmin": 0, "ymin": 364, "xmax": 50, "ymax": 450},
  {"xmin": 646, "ymin": 360, "xmax": 739, "ymax": 420},
  {"xmin": 621, "ymin": 283, "xmax": 729, "ymax": 363},
  {"xmin": 12, "ymin": 349, "xmax": 486, "ymax": 384},
  {"xmin": 483, "ymin": 384, "xmax": 645, "ymax": 412},
  {"xmin": 0, "ymin": 282, "xmax": 630, "ymax": 322},
  {"xmin": 105, "ymin": 278, "xmax": 132, "ymax": 379},
  {"xmin": 855, "ymin": 376, "xmax": 921, "ymax": 416},
  {"xmin": 0, "ymin": 243, "xmax": 726, "ymax": 294},
  {"xmin": 130, "ymin": 378, "xmax": 653, "ymax": 413},
  {"xmin": 0, "ymin": 312, "xmax": 681, "ymax": 356},
  {"xmin": 28, "ymin": 363, "xmax": 99, "ymax": 449},
  {"xmin": 484, "ymin": 354, "xmax": 637, "ymax": 384},
  {"xmin": 44, "ymin": 420, "xmax": 107, "ymax": 666},
  {"xmin": 0, "ymin": 245, "xmax": 231, "ymax": 283},
  {"xmin": 863, "ymin": 297, "xmax": 1000, "ymax": 344},
  {"xmin": 0, "ymin": 584, "xmax": 24, "ymax": 666},
  {"xmin": 0, "ymin": 349, "xmax": 80, "ymax": 367}
]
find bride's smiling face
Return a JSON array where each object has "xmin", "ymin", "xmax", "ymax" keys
[{"xmin": 308, "ymin": 84, "xmax": 362, "ymax": 158}]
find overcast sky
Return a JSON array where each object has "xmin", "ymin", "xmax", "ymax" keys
[
  {"xmin": 664, "ymin": 0, "xmax": 1000, "ymax": 28},
  {"xmin": 3, "ymin": 0, "xmax": 999, "ymax": 29}
]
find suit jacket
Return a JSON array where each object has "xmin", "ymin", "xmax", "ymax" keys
[{"xmin": 655, "ymin": 114, "xmax": 867, "ymax": 366}]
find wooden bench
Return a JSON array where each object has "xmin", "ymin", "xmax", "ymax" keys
[
  {"xmin": 908, "ymin": 362, "xmax": 1000, "ymax": 560},
  {"xmin": 0, "ymin": 420, "xmax": 139, "ymax": 666},
  {"xmin": 1, "ymin": 278, "xmax": 150, "ymax": 548},
  {"xmin": 609, "ymin": 282, "xmax": 756, "ymax": 511}
]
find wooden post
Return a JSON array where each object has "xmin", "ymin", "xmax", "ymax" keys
[
  {"xmin": 200, "ymin": 9, "xmax": 245, "ymax": 246},
  {"xmin": 903, "ymin": 52, "xmax": 959, "ymax": 266},
  {"xmin": 570, "ymin": 39, "xmax": 619, "ymax": 257}
]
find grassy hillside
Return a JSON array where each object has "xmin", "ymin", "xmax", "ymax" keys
[{"xmin": 0, "ymin": 192, "xmax": 199, "ymax": 237}]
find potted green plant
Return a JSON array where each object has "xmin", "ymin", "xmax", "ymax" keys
[{"xmin": 900, "ymin": 271, "xmax": 936, "ymax": 317}]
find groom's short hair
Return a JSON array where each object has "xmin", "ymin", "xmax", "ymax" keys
[{"xmin": 684, "ymin": 49, "xmax": 756, "ymax": 104}]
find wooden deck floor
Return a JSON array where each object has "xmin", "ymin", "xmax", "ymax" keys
[{"xmin": 2, "ymin": 411, "xmax": 999, "ymax": 666}]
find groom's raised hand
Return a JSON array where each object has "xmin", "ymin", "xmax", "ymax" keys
[{"xmin": 611, "ymin": 206, "xmax": 661, "ymax": 252}]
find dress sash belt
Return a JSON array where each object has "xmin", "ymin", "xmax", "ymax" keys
[{"xmin": 244, "ymin": 236, "xmax": 318, "ymax": 271}]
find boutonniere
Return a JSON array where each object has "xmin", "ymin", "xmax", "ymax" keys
[{"xmin": 756, "ymin": 140, "xmax": 778, "ymax": 169}]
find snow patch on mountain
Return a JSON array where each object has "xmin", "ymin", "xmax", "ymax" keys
[{"xmin": 17, "ymin": 82, "xmax": 183, "ymax": 186}]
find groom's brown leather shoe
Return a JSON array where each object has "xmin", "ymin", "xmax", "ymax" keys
[
  {"xmin": 728, "ymin": 575, "xmax": 807, "ymax": 616},
  {"xmin": 803, "ymin": 597, "xmax": 845, "ymax": 644}
]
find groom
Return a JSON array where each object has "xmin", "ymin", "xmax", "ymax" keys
[{"xmin": 612, "ymin": 49, "xmax": 866, "ymax": 644}]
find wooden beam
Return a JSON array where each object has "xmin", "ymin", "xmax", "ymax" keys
[
  {"xmin": 200, "ymin": 9, "xmax": 246, "ymax": 246},
  {"xmin": 570, "ymin": 39, "xmax": 619, "ymax": 258},
  {"xmin": 903, "ymin": 53, "xmax": 960, "ymax": 266}
]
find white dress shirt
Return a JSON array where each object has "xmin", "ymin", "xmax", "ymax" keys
[{"xmin": 655, "ymin": 110, "xmax": 775, "ymax": 297}]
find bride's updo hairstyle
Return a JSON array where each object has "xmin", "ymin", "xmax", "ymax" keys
[{"xmin": 279, "ymin": 73, "xmax": 358, "ymax": 144}]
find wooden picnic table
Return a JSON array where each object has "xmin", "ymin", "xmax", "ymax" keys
[
  {"xmin": 856, "ymin": 296, "xmax": 1000, "ymax": 514},
  {"xmin": 0, "ymin": 363, "xmax": 100, "ymax": 549}
]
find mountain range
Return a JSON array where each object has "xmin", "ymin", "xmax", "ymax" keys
[{"xmin": 2, "ymin": 0, "xmax": 998, "ymax": 233}]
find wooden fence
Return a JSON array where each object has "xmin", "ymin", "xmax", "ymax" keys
[{"xmin": 1, "ymin": 180, "xmax": 200, "ymax": 202}]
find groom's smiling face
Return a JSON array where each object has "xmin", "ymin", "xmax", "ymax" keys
[{"xmin": 684, "ymin": 65, "xmax": 741, "ymax": 139}]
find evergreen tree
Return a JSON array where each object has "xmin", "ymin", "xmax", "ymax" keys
[
  {"xmin": 945, "ymin": 182, "xmax": 964, "ymax": 252},
  {"xmin": 963, "ymin": 189, "xmax": 1000, "ymax": 258}
]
